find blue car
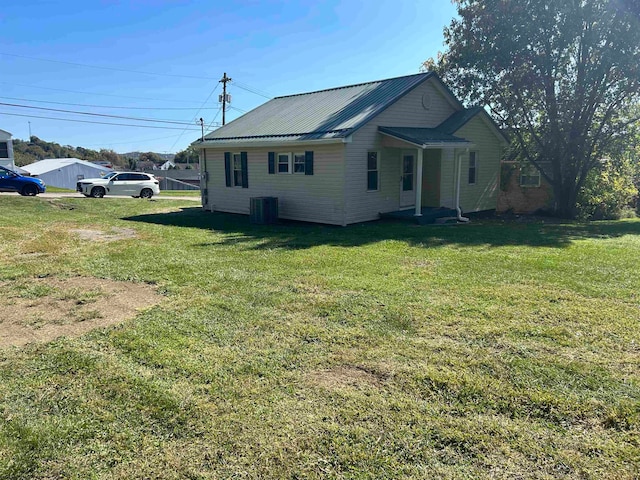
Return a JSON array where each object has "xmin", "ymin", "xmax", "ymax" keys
[{"xmin": 0, "ymin": 165, "xmax": 46, "ymax": 196}]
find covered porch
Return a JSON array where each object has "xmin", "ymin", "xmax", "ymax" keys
[{"xmin": 378, "ymin": 126, "xmax": 474, "ymax": 220}]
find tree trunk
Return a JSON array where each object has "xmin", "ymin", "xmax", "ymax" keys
[{"xmin": 552, "ymin": 181, "xmax": 578, "ymax": 219}]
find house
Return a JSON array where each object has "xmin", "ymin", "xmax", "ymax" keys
[
  {"xmin": 0, "ymin": 129, "xmax": 16, "ymax": 171},
  {"xmin": 193, "ymin": 72, "xmax": 509, "ymax": 226},
  {"xmin": 497, "ymin": 161, "xmax": 554, "ymax": 214},
  {"xmin": 22, "ymin": 158, "xmax": 112, "ymax": 190},
  {"xmin": 159, "ymin": 160, "xmax": 176, "ymax": 170}
]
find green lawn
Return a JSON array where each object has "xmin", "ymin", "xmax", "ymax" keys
[
  {"xmin": 0, "ymin": 197, "xmax": 638, "ymax": 479},
  {"xmin": 158, "ymin": 189, "xmax": 200, "ymax": 197}
]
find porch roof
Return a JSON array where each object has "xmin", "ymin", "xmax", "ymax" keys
[{"xmin": 378, "ymin": 126, "xmax": 473, "ymax": 148}]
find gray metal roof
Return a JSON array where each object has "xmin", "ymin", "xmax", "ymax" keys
[
  {"xmin": 199, "ymin": 72, "xmax": 435, "ymax": 145},
  {"xmin": 379, "ymin": 126, "xmax": 472, "ymax": 147},
  {"xmin": 437, "ymin": 107, "xmax": 484, "ymax": 134},
  {"xmin": 23, "ymin": 158, "xmax": 112, "ymax": 175}
]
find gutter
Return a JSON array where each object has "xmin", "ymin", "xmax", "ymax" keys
[{"xmin": 191, "ymin": 137, "xmax": 350, "ymax": 149}]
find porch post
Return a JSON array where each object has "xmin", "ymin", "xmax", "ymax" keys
[{"xmin": 414, "ymin": 148, "xmax": 424, "ymax": 216}]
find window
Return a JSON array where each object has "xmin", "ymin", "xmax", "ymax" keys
[
  {"xmin": 468, "ymin": 151, "xmax": 478, "ymax": 185},
  {"xmin": 402, "ymin": 155, "xmax": 414, "ymax": 191},
  {"xmin": 520, "ymin": 165, "xmax": 541, "ymax": 187},
  {"xmin": 0, "ymin": 142, "xmax": 8, "ymax": 158},
  {"xmin": 233, "ymin": 153, "xmax": 243, "ymax": 186},
  {"xmin": 293, "ymin": 153, "xmax": 306, "ymax": 174},
  {"xmin": 225, "ymin": 151, "xmax": 248, "ymax": 188},
  {"xmin": 277, "ymin": 153, "xmax": 291, "ymax": 174},
  {"xmin": 367, "ymin": 151, "xmax": 379, "ymax": 191},
  {"xmin": 269, "ymin": 151, "xmax": 313, "ymax": 176}
]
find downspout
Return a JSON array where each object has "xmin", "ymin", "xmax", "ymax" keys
[
  {"xmin": 200, "ymin": 146, "xmax": 209, "ymax": 210},
  {"xmin": 455, "ymin": 149, "xmax": 470, "ymax": 223}
]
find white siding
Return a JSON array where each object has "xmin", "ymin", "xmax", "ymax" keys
[
  {"xmin": 204, "ymin": 143, "xmax": 347, "ymax": 225},
  {"xmin": 439, "ymin": 116, "xmax": 503, "ymax": 212},
  {"xmin": 344, "ymin": 78, "xmax": 458, "ymax": 224},
  {"xmin": 0, "ymin": 130, "xmax": 14, "ymax": 170}
]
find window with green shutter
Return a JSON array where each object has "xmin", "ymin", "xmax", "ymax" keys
[{"xmin": 367, "ymin": 151, "xmax": 379, "ymax": 191}]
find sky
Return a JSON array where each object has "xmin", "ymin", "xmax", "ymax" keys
[{"xmin": 0, "ymin": 1, "xmax": 458, "ymax": 154}]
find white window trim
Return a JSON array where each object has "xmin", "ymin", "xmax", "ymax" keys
[
  {"xmin": 468, "ymin": 151, "xmax": 478, "ymax": 185},
  {"xmin": 232, "ymin": 152, "xmax": 243, "ymax": 187},
  {"xmin": 367, "ymin": 150, "xmax": 380, "ymax": 192},
  {"xmin": 0, "ymin": 142, "xmax": 8, "ymax": 159},
  {"xmin": 277, "ymin": 152, "xmax": 292, "ymax": 174},
  {"xmin": 520, "ymin": 165, "xmax": 541, "ymax": 187}
]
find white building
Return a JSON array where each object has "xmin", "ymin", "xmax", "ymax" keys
[
  {"xmin": 23, "ymin": 158, "xmax": 112, "ymax": 190},
  {"xmin": 0, "ymin": 129, "xmax": 15, "ymax": 170}
]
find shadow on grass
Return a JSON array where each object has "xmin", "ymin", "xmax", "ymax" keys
[{"xmin": 123, "ymin": 208, "xmax": 640, "ymax": 251}]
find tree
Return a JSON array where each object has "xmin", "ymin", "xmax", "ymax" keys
[
  {"xmin": 425, "ymin": 0, "xmax": 640, "ymax": 217},
  {"xmin": 138, "ymin": 152, "xmax": 163, "ymax": 165},
  {"xmin": 99, "ymin": 149, "xmax": 123, "ymax": 167},
  {"xmin": 174, "ymin": 145, "xmax": 199, "ymax": 165}
]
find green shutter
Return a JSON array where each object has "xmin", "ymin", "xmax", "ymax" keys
[
  {"xmin": 241, "ymin": 152, "xmax": 248, "ymax": 188},
  {"xmin": 304, "ymin": 151, "xmax": 314, "ymax": 176},
  {"xmin": 268, "ymin": 152, "xmax": 275, "ymax": 174},
  {"xmin": 224, "ymin": 152, "xmax": 231, "ymax": 187}
]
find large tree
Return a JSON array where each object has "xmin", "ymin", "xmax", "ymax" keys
[{"xmin": 425, "ymin": 0, "xmax": 640, "ymax": 217}]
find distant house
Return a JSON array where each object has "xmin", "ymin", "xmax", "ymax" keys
[
  {"xmin": 23, "ymin": 158, "xmax": 112, "ymax": 190},
  {"xmin": 159, "ymin": 160, "xmax": 176, "ymax": 170},
  {"xmin": 193, "ymin": 72, "xmax": 509, "ymax": 226},
  {"xmin": 0, "ymin": 129, "xmax": 15, "ymax": 170}
]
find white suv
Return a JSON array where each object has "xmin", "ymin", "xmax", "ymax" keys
[{"xmin": 77, "ymin": 172, "xmax": 160, "ymax": 199}]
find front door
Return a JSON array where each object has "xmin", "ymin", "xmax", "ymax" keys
[{"xmin": 400, "ymin": 153, "xmax": 415, "ymax": 208}]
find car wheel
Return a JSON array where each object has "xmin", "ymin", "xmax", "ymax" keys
[
  {"xmin": 140, "ymin": 188, "xmax": 153, "ymax": 199},
  {"xmin": 21, "ymin": 184, "xmax": 38, "ymax": 196},
  {"xmin": 90, "ymin": 187, "xmax": 106, "ymax": 198}
]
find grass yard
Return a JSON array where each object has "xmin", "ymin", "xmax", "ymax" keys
[
  {"xmin": 158, "ymin": 189, "xmax": 200, "ymax": 197},
  {"xmin": 0, "ymin": 197, "xmax": 638, "ymax": 479}
]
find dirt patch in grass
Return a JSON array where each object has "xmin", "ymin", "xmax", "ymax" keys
[
  {"xmin": 70, "ymin": 228, "xmax": 137, "ymax": 242},
  {"xmin": 308, "ymin": 365, "xmax": 384, "ymax": 390},
  {"xmin": 0, "ymin": 277, "xmax": 162, "ymax": 347}
]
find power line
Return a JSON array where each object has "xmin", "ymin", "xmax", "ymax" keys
[
  {"xmin": 0, "ymin": 102, "xmax": 200, "ymax": 126},
  {"xmin": 0, "ymin": 52, "xmax": 217, "ymax": 81},
  {"xmin": 0, "ymin": 81, "xmax": 206, "ymax": 104},
  {"xmin": 0, "ymin": 96, "xmax": 219, "ymax": 111},
  {"xmin": 168, "ymin": 83, "xmax": 221, "ymax": 152},
  {"xmin": 0, "ymin": 111, "xmax": 200, "ymax": 130},
  {"xmin": 232, "ymin": 81, "xmax": 273, "ymax": 99},
  {"xmin": 205, "ymin": 107, "xmax": 223, "ymax": 133},
  {"xmin": 83, "ymin": 132, "xmax": 192, "ymax": 148}
]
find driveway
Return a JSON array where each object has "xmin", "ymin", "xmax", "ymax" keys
[{"xmin": 1, "ymin": 192, "xmax": 200, "ymax": 201}]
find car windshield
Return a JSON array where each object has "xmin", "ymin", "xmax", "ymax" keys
[{"xmin": 103, "ymin": 172, "xmax": 117, "ymax": 179}]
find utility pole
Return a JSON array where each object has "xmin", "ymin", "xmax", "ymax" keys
[
  {"xmin": 199, "ymin": 118, "xmax": 204, "ymax": 142},
  {"xmin": 219, "ymin": 72, "xmax": 232, "ymax": 125},
  {"xmin": 28, "ymin": 121, "xmax": 32, "ymax": 140}
]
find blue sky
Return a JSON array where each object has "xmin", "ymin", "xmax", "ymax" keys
[{"xmin": 0, "ymin": 1, "xmax": 458, "ymax": 154}]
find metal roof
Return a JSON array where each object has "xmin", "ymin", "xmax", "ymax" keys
[
  {"xmin": 437, "ymin": 107, "xmax": 484, "ymax": 134},
  {"xmin": 199, "ymin": 72, "xmax": 435, "ymax": 145},
  {"xmin": 379, "ymin": 126, "xmax": 472, "ymax": 147},
  {"xmin": 23, "ymin": 158, "xmax": 112, "ymax": 175}
]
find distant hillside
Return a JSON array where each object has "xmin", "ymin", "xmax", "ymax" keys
[
  {"xmin": 123, "ymin": 151, "xmax": 175, "ymax": 161},
  {"xmin": 12, "ymin": 136, "xmax": 178, "ymax": 168}
]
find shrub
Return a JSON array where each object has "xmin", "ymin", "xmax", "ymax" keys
[{"xmin": 577, "ymin": 158, "xmax": 638, "ymax": 220}]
